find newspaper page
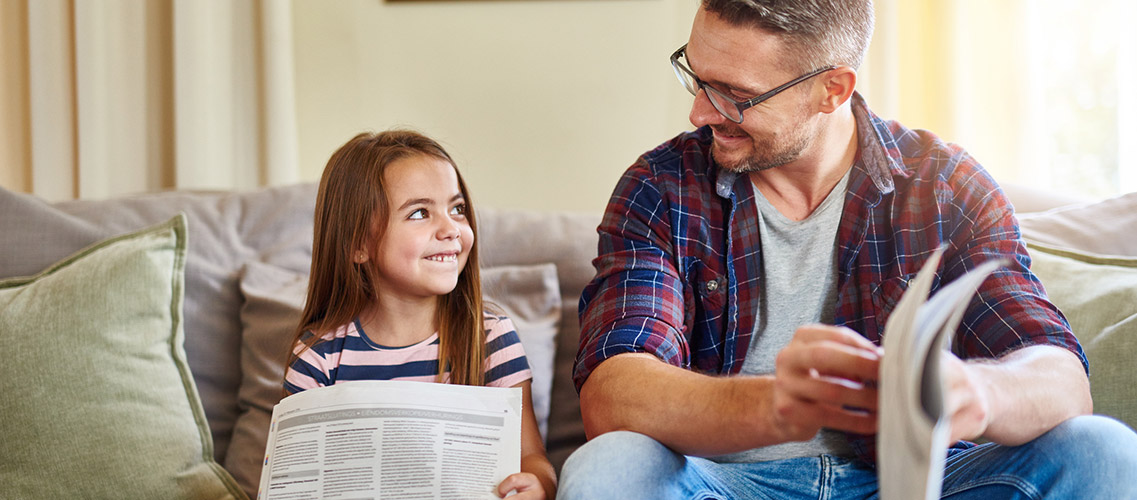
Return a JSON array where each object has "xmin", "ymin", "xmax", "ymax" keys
[
  {"xmin": 878, "ymin": 247, "xmax": 1006, "ymax": 500},
  {"xmin": 257, "ymin": 380, "xmax": 522, "ymax": 500}
]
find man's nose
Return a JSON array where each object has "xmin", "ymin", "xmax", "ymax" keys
[{"xmin": 689, "ymin": 88, "xmax": 726, "ymax": 128}]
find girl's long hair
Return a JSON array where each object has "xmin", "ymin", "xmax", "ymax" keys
[{"xmin": 285, "ymin": 130, "xmax": 486, "ymax": 389}]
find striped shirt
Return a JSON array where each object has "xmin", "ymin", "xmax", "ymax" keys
[
  {"xmin": 575, "ymin": 92, "xmax": 1087, "ymax": 464},
  {"xmin": 284, "ymin": 314, "xmax": 532, "ymax": 394}
]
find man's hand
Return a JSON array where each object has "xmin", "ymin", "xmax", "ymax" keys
[
  {"xmin": 771, "ymin": 324, "xmax": 881, "ymax": 441},
  {"xmin": 938, "ymin": 345, "xmax": 1090, "ymax": 446},
  {"xmin": 941, "ymin": 352, "xmax": 992, "ymax": 443}
]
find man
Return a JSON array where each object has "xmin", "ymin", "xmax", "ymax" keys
[{"xmin": 559, "ymin": 1, "xmax": 1137, "ymax": 498}]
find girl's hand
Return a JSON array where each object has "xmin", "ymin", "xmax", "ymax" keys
[{"xmin": 496, "ymin": 472, "xmax": 545, "ymax": 499}]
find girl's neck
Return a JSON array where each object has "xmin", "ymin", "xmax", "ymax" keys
[{"xmin": 357, "ymin": 296, "xmax": 438, "ymax": 347}]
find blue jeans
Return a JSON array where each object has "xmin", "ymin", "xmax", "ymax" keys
[{"xmin": 558, "ymin": 416, "xmax": 1137, "ymax": 499}]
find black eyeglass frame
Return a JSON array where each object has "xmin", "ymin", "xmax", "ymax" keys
[{"xmin": 670, "ymin": 43, "xmax": 836, "ymax": 124}]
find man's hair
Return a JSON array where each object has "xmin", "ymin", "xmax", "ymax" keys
[{"xmin": 702, "ymin": 0, "xmax": 875, "ymax": 72}]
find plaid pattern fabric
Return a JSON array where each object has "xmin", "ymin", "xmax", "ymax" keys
[{"xmin": 575, "ymin": 93, "xmax": 1087, "ymax": 464}]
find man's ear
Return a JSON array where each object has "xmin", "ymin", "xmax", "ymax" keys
[{"xmin": 818, "ymin": 66, "xmax": 857, "ymax": 113}]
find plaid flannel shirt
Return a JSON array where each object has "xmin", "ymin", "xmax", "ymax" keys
[{"xmin": 574, "ymin": 93, "xmax": 1088, "ymax": 464}]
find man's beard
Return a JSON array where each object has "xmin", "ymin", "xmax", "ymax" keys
[{"xmin": 710, "ymin": 123, "xmax": 811, "ymax": 173}]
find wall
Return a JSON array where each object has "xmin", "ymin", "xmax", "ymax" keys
[{"xmin": 291, "ymin": 0, "xmax": 698, "ymax": 214}]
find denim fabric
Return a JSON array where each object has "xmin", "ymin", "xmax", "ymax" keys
[{"xmin": 558, "ymin": 416, "xmax": 1137, "ymax": 500}]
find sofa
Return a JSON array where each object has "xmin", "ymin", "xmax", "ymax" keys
[{"xmin": 1, "ymin": 181, "xmax": 1134, "ymax": 499}]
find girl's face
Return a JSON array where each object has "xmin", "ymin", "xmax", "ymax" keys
[{"xmin": 366, "ymin": 154, "xmax": 474, "ymax": 301}]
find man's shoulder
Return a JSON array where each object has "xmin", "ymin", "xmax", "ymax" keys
[
  {"xmin": 862, "ymin": 113, "xmax": 1009, "ymax": 223},
  {"xmin": 869, "ymin": 114, "xmax": 983, "ymax": 182}
]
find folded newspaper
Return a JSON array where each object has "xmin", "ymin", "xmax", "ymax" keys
[
  {"xmin": 878, "ymin": 247, "xmax": 1006, "ymax": 500},
  {"xmin": 257, "ymin": 380, "xmax": 522, "ymax": 500}
]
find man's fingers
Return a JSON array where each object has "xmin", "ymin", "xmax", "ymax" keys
[
  {"xmin": 777, "ymin": 339, "xmax": 880, "ymax": 383},
  {"xmin": 775, "ymin": 369, "xmax": 879, "ymax": 413},
  {"xmin": 793, "ymin": 324, "xmax": 881, "ymax": 352}
]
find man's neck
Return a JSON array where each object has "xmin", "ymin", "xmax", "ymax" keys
[{"xmin": 749, "ymin": 107, "xmax": 858, "ymax": 221}]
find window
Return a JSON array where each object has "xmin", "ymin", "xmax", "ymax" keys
[{"xmin": 863, "ymin": 0, "xmax": 1135, "ymax": 199}]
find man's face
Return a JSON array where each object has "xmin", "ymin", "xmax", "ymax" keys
[{"xmin": 685, "ymin": 8, "xmax": 820, "ymax": 173}]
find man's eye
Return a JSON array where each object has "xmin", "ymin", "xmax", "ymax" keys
[
  {"xmin": 408, "ymin": 208, "xmax": 427, "ymax": 220},
  {"xmin": 450, "ymin": 203, "xmax": 466, "ymax": 216}
]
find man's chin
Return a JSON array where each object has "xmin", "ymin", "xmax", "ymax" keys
[
  {"xmin": 711, "ymin": 147, "xmax": 775, "ymax": 173},
  {"xmin": 710, "ymin": 143, "xmax": 746, "ymax": 171}
]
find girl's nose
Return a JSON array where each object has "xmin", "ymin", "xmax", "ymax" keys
[{"xmin": 437, "ymin": 217, "xmax": 461, "ymax": 240}]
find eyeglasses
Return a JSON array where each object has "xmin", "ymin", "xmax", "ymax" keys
[{"xmin": 670, "ymin": 43, "xmax": 835, "ymax": 124}]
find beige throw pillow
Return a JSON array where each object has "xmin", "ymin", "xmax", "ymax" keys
[{"xmin": 1018, "ymin": 192, "xmax": 1137, "ymax": 257}]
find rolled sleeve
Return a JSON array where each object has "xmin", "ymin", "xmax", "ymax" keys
[{"xmin": 574, "ymin": 163, "xmax": 692, "ymax": 392}]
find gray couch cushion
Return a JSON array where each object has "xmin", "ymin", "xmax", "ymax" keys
[{"xmin": 477, "ymin": 208, "xmax": 602, "ymax": 471}]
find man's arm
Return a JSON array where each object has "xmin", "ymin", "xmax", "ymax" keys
[
  {"xmin": 579, "ymin": 324, "xmax": 881, "ymax": 457},
  {"xmin": 944, "ymin": 344, "xmax": 1092, "ymax": 445}
]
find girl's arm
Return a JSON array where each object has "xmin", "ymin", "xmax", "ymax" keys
[{"xmin": 496, "ymin": 380, "xmax": 556, "ymax": 499}]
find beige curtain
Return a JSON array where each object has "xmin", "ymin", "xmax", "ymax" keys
[
  {"xmin": 0, "ymin": 0, "xmax": 298, "ymax": 202},
  {"xmin": 858, "ymin": 0, "xmax": 1034, "ymax": 184}
]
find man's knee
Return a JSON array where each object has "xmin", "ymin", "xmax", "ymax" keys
[
  {"xmin": 559, "ymin": 431, "xmax": 684, "ymax": 500},
  {"xmin": 1034, "ymin": 415, "xmax": 1137, "ymax": 495},
  {"xmin": 1042, "ymin": 415, "xmax": 1137, "ymax": 465}
]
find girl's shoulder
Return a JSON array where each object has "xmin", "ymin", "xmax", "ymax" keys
[
  {"xmin": 299, "ymin": 321, "xmax": 357, "ymax": 354},
  {"xmin": 482, "ymin": 312, "xmax": 515, "ymax": 338}
]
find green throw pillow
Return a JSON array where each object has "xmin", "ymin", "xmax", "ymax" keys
[
  {"xmin": 1028, "ymin": 241, "xmax": 1137, "ymax": 430},
  {"xmin": 0, "ymin": 214, "xmax": 245, "ymax": 499}
]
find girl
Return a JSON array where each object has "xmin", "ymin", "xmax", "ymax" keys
[{"xmin": 283, "ymin": 130, "xmax": 555, "ymax": 499}]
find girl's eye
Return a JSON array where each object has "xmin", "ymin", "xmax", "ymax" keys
[
  {"xmin": 450, "ymin": 203, "xmax": 466, "ymax": 216},
  {"xmin": 408, "ymin": 208, "xmax": 427, "ymax": 220}
]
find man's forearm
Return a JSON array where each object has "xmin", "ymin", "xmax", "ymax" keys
[
  {"xmin": 968, "ymin": 345, "xmax": 1092, "ymax": 445},
  {"xmin": 579, "ymin": 353, "xmax": 782, "ymax": 457}
]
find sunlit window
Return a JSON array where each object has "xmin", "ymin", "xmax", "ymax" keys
[
  {"xmin": 1025, "ymin": 0, "xmax": 1135, "ymax": 197},
  {"xmin": 864, "ymin": 0, "xmax": 1135, "ymax": 200}
]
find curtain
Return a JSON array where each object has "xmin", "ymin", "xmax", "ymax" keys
[
  {"xmin": 860, "ymin": 0, "xmax": 1133, "ymax": 197},
  {"xmin": 859, "ymin": 0, "xmax": 1032, "ymax": 186},
  {"xmin": 0, "ymin": 0, "xmax": 298, "ymax": 202}
]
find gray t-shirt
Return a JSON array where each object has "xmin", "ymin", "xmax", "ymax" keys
[{"xmin": 711, "ymin": 170, "xmax": 854, "ymax": 464}]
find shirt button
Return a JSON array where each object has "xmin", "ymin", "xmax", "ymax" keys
[{"xmin": 705, "ymin": 279, "xmax": 718, "ymax": 292}]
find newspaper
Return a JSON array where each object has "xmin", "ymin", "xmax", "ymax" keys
[
  {"xmin": 256, "ymin": 380, "xmax": 522, "ymax": 500},
  {"xmin": 878, "ymin": 247, "xmax": 1006, "ymax": 500}
]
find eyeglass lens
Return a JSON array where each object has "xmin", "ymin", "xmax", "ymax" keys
[{"xmin": 672, "ymin": 53, "xmax": 744, "ymax": 122}]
